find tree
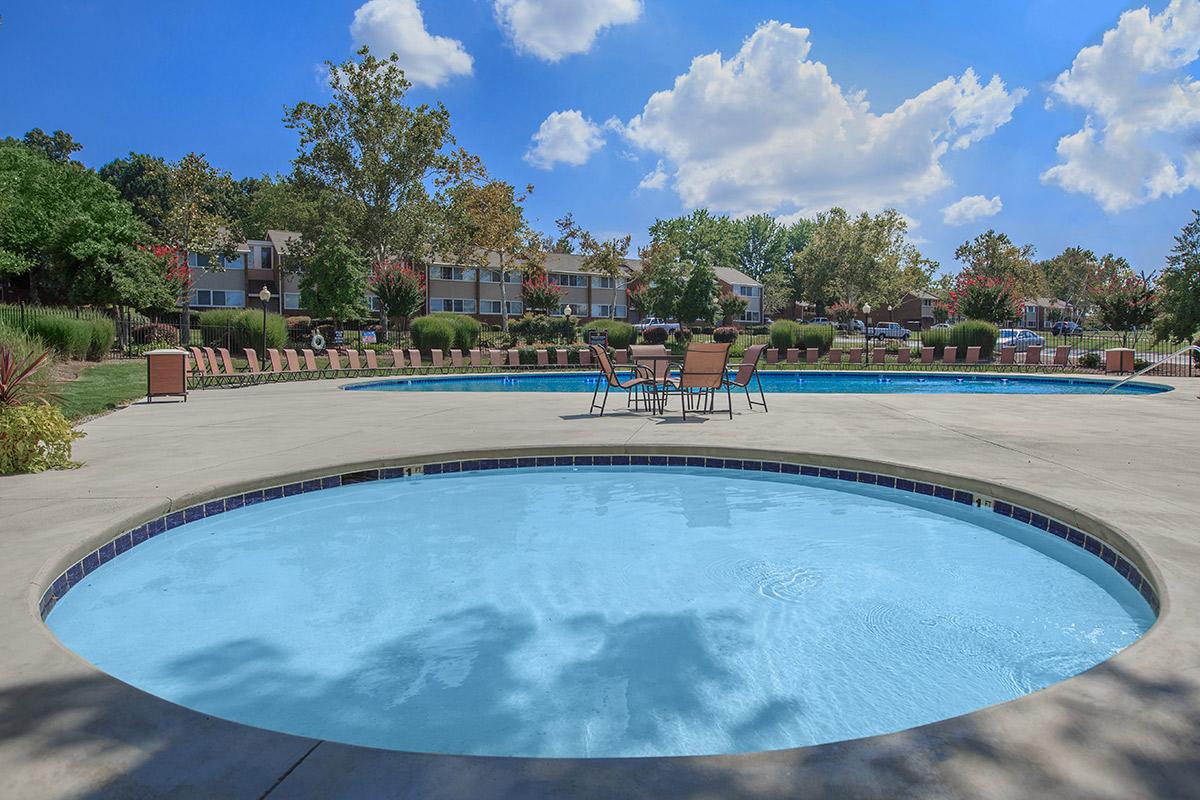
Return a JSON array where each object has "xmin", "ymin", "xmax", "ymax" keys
[
  {"xmin": 239, "ymin": 176, "xmax": 322, "ymax": 240},
  {"xmin": 1039, "ymin": 246, "xmax": 1096, "ymax": 319},
  {"xmin": 677, "ymin": 259, "xmax": 719, "ymax": 324},
  {"xmin": 829, "ymin": 301, "xmax": 858, "ymax": 326},
  {"xmin": 99, "ymin": 152, "xmax": 171, "ymax": 230},
  {"xmin": 1155, "ymin": 210, "xmax": 1200, "ymax": 343},
  {"xmin": 21, "ymin": 128, "xmax": 82, "ymax": 163},
  {"xmin": 634, "ymin": 241, "xmax": 687, "ymax": 321},
  {"xmin": 541, "ymin": 212, "xmax": 577, "ymax": 254},
  {"xmin": 1091, "ymin": 272, "xmax": 1156, "ymax": 346},
  {"xmin": 718, "ymin": 291, "xmax": 749, "ymax": 325},
  {"xmin": 522, "ymin": 274, "xmax": 565, "ymax": 314},
  {"xmin": 285, "ymin": 46, "xmax": 477, "ymax": 269},
  {"xmin": 649, "ymin": 209, "xmax": 740, "ymax": 270},
  {"xmin": 297, "ymin": 219, "xmax": 368, "ymax": 322},
  {"xmin": 761, "ymin": 270, "xmax": 793, "ymax": 317},
  {"xmin": 370, "ymin": 260, "xmax": 425, "ymax": 330},
  {"xmin": 932, "ymin": 302, "xmax": 950, "ymax": 324},
  {"xmin": 576, "ymin": 230, "xmax": 632, "ymax": 319},
  {"xmin": 954, "ymin": 230, "xmax": 1042, "ymax": 297},
  {"xmin": 159, "ymin": 153, "xmax": 241, "ymax": 340},
  {"xmin": 735, "ymin": 213, "xmax": 789, "ymax": 280},
  {"xmin": 947, "ymin": 270, "xmax": 1021, "ymax": 324},
  {"xmin": 445, "ymin": 179, "xmax": 543, "ymax": 331}
]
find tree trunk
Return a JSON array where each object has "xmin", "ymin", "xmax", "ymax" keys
[
  {"xmin": 611, "ymin": 281, "xmax": 618, "ymax": 319},
  {"xmin": 499, "ymin": 254, "xmax": 509, "ymax": 332}
]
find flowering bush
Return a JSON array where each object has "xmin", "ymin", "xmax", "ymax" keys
[
  {"xmin": 828, "ymin": 301, "xmax": 858, "ymax": 325},
  {"xmin": 713, "ymin": 326, "xmax": 739, "ymax": 343},
  {"xmin": 370, "ymin": 261, "xmax": 426, "ymax": 325},
  {"xmin": 932, "ymin": 302, "xmax": 950, "ymax": 324},
  {"xmin": 948, "ymin": 270, "xmax": 1021, "ymax": 324},
  {"xmin": 718, "ymin": 292, "xmax": 748, "ymax": 325},
  {"xmin": 1089, "ymin": 273, "xmax": 1155, "ymax": 345},
  {"xmin": 521, "ymin": 275, "xmax": 565, "ymax": 314},
  {"xmin": 642, "ymin": 326, "xmax": 669, "ymax": 345}
]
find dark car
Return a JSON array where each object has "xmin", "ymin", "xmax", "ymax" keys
[{"xmin": 1051, "ymin": 321, "xmax": 1082, "ymax": 335}]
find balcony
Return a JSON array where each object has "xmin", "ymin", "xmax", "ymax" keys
[{"xmin": 247, "ymin": 268, "xmax": 274, "ymax": 282}]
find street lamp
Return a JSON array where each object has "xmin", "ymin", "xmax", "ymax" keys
[
  {"xmin": 862, "ymin": 302, "xmax": 872, "ymax": 365},
  {"xmin": 563, "ymin": 305, "xmax": 573, "ymax": 343},
  {"xmin": 258, "ymin": 286, "xmax": 272, "ymax": 358}
]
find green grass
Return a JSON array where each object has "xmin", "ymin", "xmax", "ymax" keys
[{"xmin": 55, "ymin": 361, "xmax": 146, "ymax": 420}]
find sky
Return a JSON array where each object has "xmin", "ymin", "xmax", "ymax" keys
[{"xmin": 3, "ymin": 0, "xmax": 1200, "ymax": 276}]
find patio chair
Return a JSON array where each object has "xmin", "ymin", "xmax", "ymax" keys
[
  {"xmin": 326, "ymin": 349, "xmax": 347, "ymax": 377},
  {"xmin": 786, "ymin": 347, "xmax": 800, "ymax": 364},
  {"xmin": 431, "ymin": 350, "xmax": 445, "ymax": 370},
  {"xmin": 208, "ymin": 347, "xmax": 244, "ymax": 387},
  {"xmin": 1025, "ymin": 345, "xmax": 1043, "ymax": 366},
  {"xmin": 451, "ymin": 349, "xmax": 465, "ymax": 368},
  {"xmin": 726, "ymin": 343, "xmax": 767, "ymax": 412},
  {"xmin": 489, "ymin": 349, "xmax": 506, "ymax": 367},
  {"xmin": 364, "ymin": 350, "xmax": 380, "ymax": 372},
  {"xmin": 302, "ymin": 349, "xmax": 325, "ymax": 377},
  {"xmin": 806, "ymin": 348, "xmax": 819, "ymax": 364},
  {"xmin": 1052, "ymin": 345, "xmax": 1071, "ymax": 367},
  {"xmin": 827, "ymin": 348, "xmax": 842, "ymax": 364},
  {"xmin": 555, "ymin": 349, "xmax": 569, "ymax": 367},
  {"xmin": 243, "ymin": 348, "xmax": 267, "ymax": 383},
  {"xmin": 187, "ymin": 347, "xmax": 210, "ymax": 387},
  {"xmin": 267, "ymin": 349, "xmax": 290, "ymax": 380},
  {"xmin": 508, "ymin": 348, "xmax": 522, "ymax": 368},
  {"xmin": 217, "ymin": 347, "xmax": 239, "ymax": 377},
  {"xmin": 998, "ymin": 346, "xmax": 1016, "ymax": 365},
  {"xmin": 578, "ymin": 348, "xmax": 592, "ymax": 367},
  {"xmin": 848, "ymin": 348, "xmax": 863, "ymax": 364},
  {"xmin": 897, "ymin": 348, "xmax": 911, "ymax": 364},
  {"xmin": 964, "ymin": 346, "xmax": 981, "ymax": 364},
  {"xmin": 588, "ymin": 343, "xmax": 659, "ymax": 416},
  {"xmin": 470, "ymin": 349, "xmax": 483, "ymax": 368},
  {"xmin": 765, "ymin": 348, "xmax": 778, "ymax": 365},
  {"xmin": 284, "ymin": 349, "xmax": 303, "ymax": 375},
  {"xmin": 346, "ymin": 350, "xmax": 364, "ymax": 371},
  {"xmin": 613, "ymin": 349, "xmax": 629, "ymax": 365},
  {"xmin": 391, "ymin": 349, "xmax": 407, "ymax": 370},
  {"xmin": 536, "ymin": 349, "xmax": 550, "ymax": 368},
  {"xmin": 408, "ymin": 349, "xmax": 423, "ymax": 369},
  {"xmin": 942, "ymin": 346, "xmax": 958, "ymax": 363},
  {"xmin": 921, "ymin": 347, "xmax": 934, "ymax": 364},
  {"xmin": 872, "ymin": 347, "xmax": 887, "ymax": 364},
  {"xmin": 662, "ymin": 342, "xmax": 734, "ymax": 420}
]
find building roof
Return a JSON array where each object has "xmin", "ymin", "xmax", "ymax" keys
[
  {"xmin": 713, "ymin": 266, "xmax": 761, "ymax": 287},
  {"xmin": 431, "ymin": 250, "xmax": 640, "ymax": 276},
  {"xmin": 907, "ymin": 289, "xmax": 939, "ymax": 301},
  {"xmin": 266, "ymin": 229, "xmax": 302, "ymax": 256}
]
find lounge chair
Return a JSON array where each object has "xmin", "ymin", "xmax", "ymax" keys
[
  {"xmin": 284, "ymin": 349, "xmax": 303, "ymax": 375},
  {"xmin": 1025, "ymin": 345, "xmax": 1042, "ymax": 366},
  {"xmin": 364, "ymin": 350, "xmax": 380, "ymax": 372},
  {"xmin": 1052, "ymin": 345, "xmax": 1071, "ymax": 367},
  {"xmin": 267, "ymin": 349, "xmax": 289, "ymax": 380},
  {"xmin": 578, "ymin": 348, "xmax": 592, "ymax": 367},
  {"xmin": 613, "ymin": 349, "xmax": 629, "ymax": 365},
  {"xmin": 536, "ymin": 349, "xmax": 550, "ymax": 368},
  {"xmin": 786, "ymin": 347, "xmax": 800, "ymax": 364},
  {"xmin": 943, "ymin": 346, "xmax": 958, "ymax": 363},
  {"xmin": 451, "ymin": 349, "xmax": 465, "ymax": 368},
  {"xmin": 806, "ymin": 348, "xmax": 819, "ymax": 364},
  {"xmin": 897, "ymin": 348, "xmax": 911, "ymax": 365},
  {"xmin": 489, "ymin": 349, "xmax": 506, "ymax": 367},
  {"xmin": 243, "ymin": 348, "xmax": 267, "ymax": 383},
  {"xmin": 848, "ymin": 347, "xmax": 863, "ymax": 364},
  {"xmin": 470, "ymin": 349, "xmax": 483, "ymax": 368},
  {"xmin": 662, "ymin": 342, "xmax": 734, "ymax": 420},
  {"xmin": 827, "ymin": 347, "xmax": 842, "ymax": 364},
  {"xmin": 726, "ymin": 343, "xmax": 767, "ymax": 412},
  {"xmin": 508, "ymin": 348, "xmax": 522, "ymax": 368},
  {"xmin": 391, "ymin": 349, "xmax": 407, "ymax": 370},
  {"xmin": 326, "ymin": 349, "xmax": 347, "ymax": 376},
  {"xmin": 218, "ymin": 347, "xmax": 239, "ymax": 377},
  {"xmin": 765, "ymin": 348, "xmax": 778, "ymax": 365},
  {"xmin": 556, "ymin": 348, "xmax": 569, "ymax": 367},
  {"xmin": 921, "ymin": 347, "xmax": 934, "ymax": 364},
  {"xmin": 998, "ymin": 346, "xmax": 1016, "ymax": 365},
  {"xmin": 346, "ymin": 350, "xmax": 364, "ymax": 371},
  {"xmin": 431, "ymin": 350, "xmax": 445, "ymax": 370},
  {"xmin": 407, "ymin": 349, "xmax": 423, "ymax": 369},
  {"xmin": 872, "ymin": 347, "xmax": 886, "ymax": 364},
  {"xmin": 187, "ymin": 347, "xmax": 210, "ymax": 387},
  {"xmin": 302, "ymin": 349, "xmax": 323, "ymax": 375},
  {"xmin": 203, "ymin": 347, "xmax": 222, "ymax": 377},
  {"xmin": 964, "ymin": 346, "xmax": 981, "ymax": 364},
  {"xmin": 588, "ymin": 343, "xmax": 660, "ymax": 416}
]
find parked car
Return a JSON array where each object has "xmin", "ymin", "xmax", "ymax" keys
[
  {"xmin": 633, "ymin": 317, "xmax": 681, "ymax": 333},
  {"xmin": 931, "ymin": 322, "xmax": 951, "ymax": 330},
  {"xmin": 808, "ymin": 316, "xmax": 832, "ymax": 326},
  {"xmin": 1050, "ymin": 321, "xmax": 1083, "ymax": 335},
  {"xmin": 867, "ymin": 321, "xmax": 911, "ymax": 339},
  {"xmin": 996, "ymin": 328, "xmax": 1046, "ymax": 351}
]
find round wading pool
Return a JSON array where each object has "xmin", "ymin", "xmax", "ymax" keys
[
  {"xmin": 45, "ymin": 462, "xmax": 1155, "ymax": 758},
  {"xmin": 343, "ymin": 371, "xmax": 1170, "ymax": 395}
]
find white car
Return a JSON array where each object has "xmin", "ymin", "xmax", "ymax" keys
[
  {"xmin": 996, "ymin": 328, "xmax": 1046, "ymax": 351},
  {"xmin": 633, "ymin": 317, "xmax": 681, "ymax": 333}
]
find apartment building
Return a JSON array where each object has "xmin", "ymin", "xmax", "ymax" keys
[
  {"xmin": 713, "ymin": 267, "xmax": 764, "ymax": 324},
  {"xmin": 186, "ymin": 229, "xmax": 301, "ymax": 315}
]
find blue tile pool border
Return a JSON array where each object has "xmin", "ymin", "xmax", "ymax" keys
[{"xmin": 38, "ymin": 454, "xmax": 1160, "ymax": 619}]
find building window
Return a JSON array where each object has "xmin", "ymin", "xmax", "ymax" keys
[
  {"xmin": 739, "ymin": 310, "xmax": 761, "ymax": 322},
  {"xmin": 191, "ymin": 289, "xmax": 245, "ymax": 308},
  {"xmin": 549, "ymin": 273, "xmax": 588, "ymax": 287},
  {"xmin": 187, "ymin": 253, "xmax": 211, "ymax": 268},
  {"xmin": 479, "ymin": 269, "xmax": 522, "ymax": 284},
  {"xmin": 736, "ymin": 285, "xmax": 761, "ymax": 297},
  {"xmin": 480, "ymin": 300, "xmax": 523, "ymax": 315},
  {"xmin": 367, "ymin": 296, "xmax": 381, "ymax": 312},
  {"xmin": 590, "ymin": 304, "xmax": 627, "ymax": 319},
  {"xmin": 430, "ymin": 298, "xmax": 476, "ymax": 314},
  {"xmin": 222, "ymin": 255, "xmax": 245, "ymax": 270},
  {"xmin": 255, "ymin": 246, "xmax": 272, "ymax": 269},
  {"xmin": 284, "ymin": 293, "xmax": 301, "ymax": 310},
  {"xmin": 430, "ymin": 266, "xmax": 476, "ymax": 282},
  {"xmin": 590, "ymin": 276, "xmax": 626, "ymax": 290}
]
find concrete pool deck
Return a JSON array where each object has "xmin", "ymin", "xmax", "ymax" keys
[{"xmin": 2, "ymin": 374, "xmax": 1199, "ymax": 799}]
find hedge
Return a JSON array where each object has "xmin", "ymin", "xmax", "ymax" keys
[
  {"xmin": 713, "ymin": 326, "xmax": 738, "ymax": 343},
  {"xmin": 581, "ymin": 319, "xmax": 636, "ymax": 349},
  {"xmin": 922, "ymin": 328, "xmax": 949, "ymax": 358},
  {"xmin": 948, "ymin": 320, "xmax": 999, "ymax": 359},
  {"xmin": 430, "ymin": 312, "xmax": 482, "ymax": 350},
  {"xmin": 796, "ymin": 324, "xmax": 834, "ymax": 352},
  {"xmin": 25, "ymin": 317, "xmax": 93, "ymax": 360},
  {"xmin": 410, "ymin": 316, "xmax": 455, "ymax": 353},
  {"xmin": 87, "ymin": 317, "xmax": 115, "ymax": 360},
  {"xmin": 198, "ymin": 309, "xmax": 286, "ymax": 352}
]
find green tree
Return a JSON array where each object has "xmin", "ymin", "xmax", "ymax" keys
[
  {"xmin": 21, "ymin": 128, "xmax": 82, "ymax": 163},
  {"xmin": 285, "ymin": 46, "xmax": 476, "ymax": 268},
  {"xmin": 649, "ymin": 209, "xmax": 740, "ymax": 270},
  {"xmin": 948, "ymin": 270, "xmax": 1021, "ymax": 324},
  {"xmin": 1154, "ymin": 210, "xmax": 1200, "ymax": 343},
  {"xmin": 99, "ymin": 152, "xmax": 171, "ymax": 230},
  {"xmin": 678, "ymin": 259, "xmax": 719, "ymax": 324},
  {"xmin": 298, "ymin": 220, "xmax": 368, "ymax": 322},
  {"xmin": 240, "ymin": 176, "xmax": 322, "ymax": 240},
  {"xmin": 718, "ymin": 291, "xmax": 749, "ymax": 325},
  {"xmin": 576, "ymin": 230, "xmax": 632, "ymax": 319},
  {"xmin": 760, "ymin": 270, "xmax": 793, "ymax": 317},
  {"xmin": 1039, "ymin": 246, "xmax": 1096, "ymax": 318},
  {"xmin": 734, "ymin": 213, "xmax": 789, "ymax": 280},
  {"xmin": 634, "ymin": 241, "xmax": 688, "ymax": 321},
  {"xmin": 541, "ymin": 212, "xmax": 577, "ymax": 254},
  {"xmin": 954, "ymin": 230, "xmax": 1042, "ymax": 297},
  {"xmin": 1091, "ymin": 273, "xmax": 1156, "ymax": 346}
]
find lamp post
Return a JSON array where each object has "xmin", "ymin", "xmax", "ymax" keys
[
  {"xmin": 563, "ymin": 305, "xmax": 573, "ymax": 344},
  {"xmin": 258, "ymin": 286, "xmax": 272, "ymax": 358},
  {"xmin": 862, "ymin": 302, "xmax": 872, "ymax": 365}
]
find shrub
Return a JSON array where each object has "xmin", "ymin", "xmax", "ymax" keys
[
  {"xmin": 642, "ymin": 326, "xmax": 669, "ymax": 345},
  {"xmin": 948, "ymin": 319, "xmax": 999, "ymax": 359},
  {"xmin": 410, "ymin": 316, "xmax": 455, "ymax": 353},
  {"xmin": 922, "ymin": 327, "xmax": 949, "ymax": 358},
  {"xmin": 674, "ymin": 326, "xmax": 693, "ymax": 342},
  {"xmin": 86, "ymin": 317, "xmax": 115, "ymax": 360},
  {"xmin": 131, "ymin": 323, "xmax": 180, "ymax": 346},
  {"xmin": 581, "ymin": 319, "xmax": 635, "ymax": 349},
  {"xmin": 508, "ymin": 314, "xmax": 574, "ymax": 345},
  {"xmin": 0, "ymin": 326, "xmax": 52, "ymax": 405},
  {"xmin": 25, "ymin": 317, "xmax": 91, "ymax": 359},
  {"xmin": 713, "ymin": 326, "xmax": 738, "ymax": 343},
  {"xmin": 198, "ymin": 310, "xmax": 286, "ymax": 352},
  {"xmin": 431, "ymin": 312, "xmax": 482, "ymax": 350},
  {"xmin": 769, "ymin": 319, "xmax": 802, "ymax": 350},
  {"xmin": 796, "ymin": 323, "xmax": 834, "ymax": 353},
  {"xmin": 286, "ymin": 316, "xmax": 313, "ymax": 331},
  {"xmin": 1077, "ymin": 351, "xmax": 1102, "ymax": 370},
  {"xmin": 0, "ymin": 402, "xmax": 82, "ymax": 473}
]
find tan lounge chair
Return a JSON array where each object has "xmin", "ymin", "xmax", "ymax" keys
[
  {"xmin": 407, "ymin": 349, "xmax": 423, "ymax": 369},
  {"xmin": 1052, "ymin": 345, "xmax": 1070, "ymax": 367},
  {"xmin": 187, "ymin": 347, "xmax": 210, "ymax": 387},
  {"xmin": 364, "ymin": 350, "xmax": 380, "ymax": 371},
  {"xmin": 943, "ymin": 346, "xmax": 958, "ymax": 363},
  {"xmin": 998, "ymin": 346, "xmax": 1016, "ymax": 365},
  {"xmin": 346, "ymin": 350, "xmax": 364, "ymax": 371},
  {"xmin": 897, "ymin": 348, "xmax": 911, "ymax": 364},
  {"xmin": 431, "ymin": 350, "xmax": 445, "ymax": 369},
  {"xmin": 786, "ymin": 347, "xmax": 800, "ymax": 364},
  {"xmin": 848, "ymin": 348, "xmax": 863, "ymax": 364},
  {"xmin": 964, "ymin": 346, "xmax": 981, "ymax": 364},
  {"xmin": 391, "ymin": 349, "xmax": 406, "ymax": 369},
  {"xmin": 555, "ymin": 348, "xmax": 569, "ymax": 367},
  {"xmin": 489, "ymin": 349, "xmax": 506, "ymax": 367},
  {"xmin": 1025, "ymin": 345, "xmax": 1042, "ymax": 366},
  {"xmin": 469, "ymin": 349, "xmax": 483, "ymax": 368},
  {"xmin": 302, "ymin": 349, "xmax": 322, "ymax": 375},
  {"xmin": 872, "ymin": 347, "xmax": 886, "ymax": 364},
  {"xmin": 827, "ymin": 347, "xmax": 842, "ymax": 364},
  {"xmin": 285, "ymin": 349, "xmax": 303, "ymax": 375},
  {"xmin": 588, "ymin": 343, "xmax": 659, "ymax": 416},
  {"xmin": 921, "ymin": 347, "xmax": 934, "ymax": 364},
  {"xmin": 508, "ymin": 348, "xmax": 522, "ymax": 368},
  {"xmin": 578, "ymin": 348, "xmax": 592, "ymax": 367},
  {"xmin": 806, "ymin": 348, "xmax": 819, "ymax": 364},
  {"xmin": 451, "ymin": 349, "xmax": 465, "ymax": 368},
  {"xmin": 536, "ymin": 349, "xmax": 550, "ymax": 368}
]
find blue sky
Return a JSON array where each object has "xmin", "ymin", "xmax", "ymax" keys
[{"xmin": 3, "ymin": 0, "xmax": 1199, "ymax": 275}]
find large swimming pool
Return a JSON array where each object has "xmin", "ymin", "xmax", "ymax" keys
[
  {"xmin": 345, "ymin": 371, "xmax": 1168, "ymax": 395},
  {"xmin": 46, "ymin": 464, "xmax": 1153, "ymax": 758}
]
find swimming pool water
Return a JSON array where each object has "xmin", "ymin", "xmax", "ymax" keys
[
  {"xmin": 345, "ymin": 371, "xmax": 1168, "ymax": 395},
  {"xmin": 47, "ymin": 467, "xmax": 1153, "ymax": 758}
]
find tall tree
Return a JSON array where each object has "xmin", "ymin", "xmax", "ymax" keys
[
  {"xmin": 284, "ymin": 46, "xmax": 477, "ymax": 268},
  {"xmin": 296, "ymin": 217, "xmax": 368, "ymax": 323},
  {"xmin": 370, "ymin": 261, "xmax": 426, "ymax": 331},
  {"xmin": 734, "ymin": 213, "xmax": 789, "ymax": 280},
  {"xmin": 1155, "ymin": 210, "xmax": 1200, "ymax": 343},
  {"xmin": 575, "ymin": 228, "xmax": 632, "ymax": 319},
  {"xmin": 1039, "ymin": 246, "xmax": 1096, "ymax": 318},
  {"xmin": 99, "ymin": 152, "xmax": 171, "ymax": 230},
  {"xmin": 159, "ymin": 153, "xmax": 240, "ymax": 339},
  {"xmin": 445, "ymin": 180, "xmax": 543, "ymax": 331},
  {"xmin": 541, "ymin": 212, "xmax": 578, "ymax": 254},
  {"xmin": 677, "ymin": 259, "xmax": 719, "ymax": 324},
  {"xmin": 21, "ymin": 128, "xmax": 82, "ymax": 163},
  {"xmin": 634, "ymin": 241, "xmax": 688, "ymax": 321},
  {"xmin": 649, "ymin": 209, "xmax": 740, "ymax": 270},
  {"xmin": 954, "ymin": 230, "xmax": 1042, "ymax": 297}
]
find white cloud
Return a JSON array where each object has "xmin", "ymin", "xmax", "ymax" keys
[
  {"xmin": 942, "ymin": 194, "xmax": 1002, "ymax": 225},
  {"xmin": 637, "ymin": 160, "xmax": 668, "ymax": 190},
  {"xmin": 494, "ymin": 0, "xmax": 642, "ymax": 62},
  {"xmin": 1041, "ymin": 0, "xmax": 1200, "ymax": 212},
  {"xmin": 524, "ymin": 110, "xmax": 606, "ymax": 169},
  {"xmin": 622, "ymin": 21, "xmax": 1025, "ymax": 217},
  {"xmin": 350, "ymin": 0, "xmax": 473, "ymax": 87}
]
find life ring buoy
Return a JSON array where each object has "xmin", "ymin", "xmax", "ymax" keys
[{"xmin": 311, "ymin": 332, "xmax": 326, "ymax": 350}]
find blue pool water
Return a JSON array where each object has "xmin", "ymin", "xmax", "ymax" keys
[
  {"xmin": 345, "ymin": 371, "xmax": 1168, "ymax": 395},
  {"xmin": 47, "ymin": 467, "xmax": 1153, "ymax": 758}
]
